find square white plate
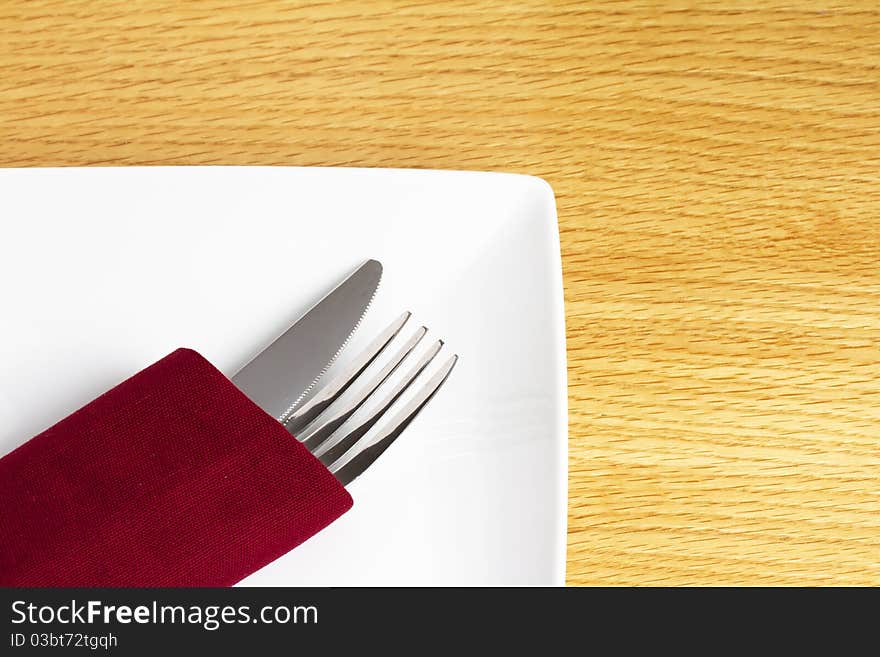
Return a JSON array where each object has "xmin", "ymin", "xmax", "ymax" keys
[{"xmin": 0, "ymin": 167, "xmax": 567, "ymax": 586}]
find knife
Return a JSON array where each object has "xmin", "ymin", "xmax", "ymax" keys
[{"xmin": 231, "ymin": 259, "xmax": 383, "ymax": 422}]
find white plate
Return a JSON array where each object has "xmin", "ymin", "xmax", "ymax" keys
[{"xmin": 0, "ymin": 167, "xmax": 567, "ymax": 586}]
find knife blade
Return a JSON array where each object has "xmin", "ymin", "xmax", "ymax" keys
[{"xmin": 231, "ymin": 259, "xmax": 382, "ymax": 421}]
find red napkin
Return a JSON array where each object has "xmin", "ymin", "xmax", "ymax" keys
[{"xmin": 0, "ymin": 348, "xmax": 352, "ymax": 586}]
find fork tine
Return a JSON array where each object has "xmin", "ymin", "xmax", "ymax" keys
[
  {"xmin": 316, "ymin": 339, "xmax": 443, "ymax": 464},
  {"xmin": 284, "ymin": 311, "xmax": 410, "ymax": 435},
  {"xmin": 329, "ymin": 354, "xmax": 458, "ymax": 486},
  {"xmin": 299, "ymin": 326, "xmax": 427, "ymax": 451}
]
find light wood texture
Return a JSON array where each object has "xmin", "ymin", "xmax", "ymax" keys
[{"xmin": 1, "ymin": 1, "xmax": 878, "ymax": 585}]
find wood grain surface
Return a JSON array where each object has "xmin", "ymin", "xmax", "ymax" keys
[{"xmin": 1, "ymin": 1, "xmax": 878, "ymax": 585}]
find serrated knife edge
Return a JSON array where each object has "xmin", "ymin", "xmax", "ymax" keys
[
  {"xmin": 230, "ymin": 259, "xmax": 382, "ymax": 421},
  {"xmin": 278, "ymin": 266, "xmax": 382, "ymax": 422}
]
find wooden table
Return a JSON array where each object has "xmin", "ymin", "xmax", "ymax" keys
[{"xmin": 2, "ymin": 1, "xmax": 877, "ymax": 585}]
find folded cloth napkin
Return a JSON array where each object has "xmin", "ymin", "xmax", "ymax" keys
[{"xmin": 0, "ymin": 348, "xmax": 352, "ymax": 586}]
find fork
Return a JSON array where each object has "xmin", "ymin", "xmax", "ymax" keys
[{"xmin": 282, "ymin": 311, "xmax": 457, "ymax": 486}]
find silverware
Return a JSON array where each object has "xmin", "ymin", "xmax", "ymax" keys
[
  {"xmin": 287, "ymin": 312, "xmax": 457, "ymax": 485},
  {"xmin": 231, "ymin": 259, "xmax": 383, "ymax": 421},
  {"xmin": 231, "ymin": 259, "xmax": 457, "ymax": 486}
]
